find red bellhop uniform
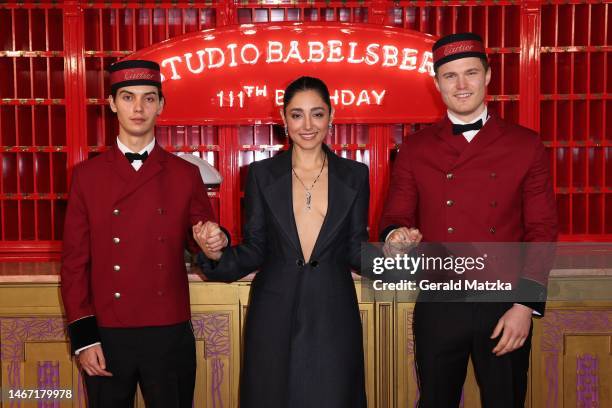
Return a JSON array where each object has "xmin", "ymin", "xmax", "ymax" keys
[
  {"xmin": 379, "ymin": 113, "xmax": 558, "ymax": 312},
  {"xmin": 61, "ymin": 143, "xmax": 215, "ymax": 348}
]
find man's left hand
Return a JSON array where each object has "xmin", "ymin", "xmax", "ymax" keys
[
  {"xmin": 193, "ymin": 221, "xmax": 227, "ymax": 260},
  {"xmin": 204, "ymin": 222, "xmax": 228, "ymax": 253},
  {"xmin": 490, "ymin": 303, "xmax": 533, "ymax": 356}
]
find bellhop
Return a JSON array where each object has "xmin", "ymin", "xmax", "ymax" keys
[
  {"xmin": 380, "ymin": 32, "xmax": 558, "ymax": 408},
  {"xmin": 60, "ymin": 59, "xmax": 226, "ymax": 408}
]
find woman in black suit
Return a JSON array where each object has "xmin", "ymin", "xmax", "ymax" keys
[{"xmin": 196, "ymin": 77, "xmax": 369, "ymax": 408}]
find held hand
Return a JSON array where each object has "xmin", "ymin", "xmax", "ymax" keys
[
  {"xmin": 192, "ymin": 221, "xmax": 206, "ymax": 249},
  {"xmin": 205, "ymin": 222, "xmax": 228, "ymax": 252},
  {"xmin": 490, "ymin": 304, "xmax": 533, "ymax": 356},
  {"xmin": 384, "ymin": 227, "xmax": 422, "ymax": 257},
  {"xmin": 78, "ymin": 344, "xmax": 112, "ymax": 377},
  {"xmin": 192, "ymin": 221, "xmax": 224, "ymax": 261}
]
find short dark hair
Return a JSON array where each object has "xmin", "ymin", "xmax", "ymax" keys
[
  {"xmin": 434, "ymin": 56, "xmax": 489, "ymax": 76},
  {"xmin": 283, "ymin": 76, "xmax": 332, "ymax": 113}
]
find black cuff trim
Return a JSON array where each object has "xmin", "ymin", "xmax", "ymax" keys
[
  {"xmin": 67, "ymin": 316, "xmax": 100, "ymax": 354},
  {"xmin": 379, "ymin": 224, "xmax": 401, "ymax": 242},
  {"xmin": 515, "ymin": 278, "xmax": 547, "ymax": 315}
]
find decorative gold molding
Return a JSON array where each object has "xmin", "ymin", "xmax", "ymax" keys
[{"xmin": 0, "ymin": 279, "xmax": 610, "ymax": 407}]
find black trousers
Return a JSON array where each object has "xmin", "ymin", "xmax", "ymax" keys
[
  {"xmin": 83, "ymin": 321, "xmax": 196, "ymax": 408},
  {"xmin": 413, "ymin": 302, "xmax": 532, "ymax": 408}
]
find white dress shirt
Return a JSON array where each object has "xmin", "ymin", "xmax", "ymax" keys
[
  {"xmin": 447, "ymin": 106, "xmax": 489, "ymax": 143},
  {"xmin": 116, "ymin": 137, "xmax": 155, "ymax": 171}
]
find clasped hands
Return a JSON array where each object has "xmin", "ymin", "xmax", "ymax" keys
[
  {"xmin": 193, "ymin": 221, "xmax": 228, "ymax": 261},
  {"xmin": 383, "ymin": 227, "xmax": 423, "ymax": 257}
]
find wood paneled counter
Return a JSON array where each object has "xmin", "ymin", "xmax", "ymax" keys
[{"xmin": 0, "ymin": 264, "xmax": 610, "ymax": 407}]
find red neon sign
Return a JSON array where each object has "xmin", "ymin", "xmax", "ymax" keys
[{"xmin": 126, "ymin": 23, "xmax": 444, "ymax": 124}]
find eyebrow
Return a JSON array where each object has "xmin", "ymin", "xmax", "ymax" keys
[
  {"xmin": 289, "ymin": 106, "xmax": 326, "ymax": 112},
  {"xmin": 443, "ymin": 67, "xmax": 481, "ymax": 75},
  {"xmin": 118, "ymin": 90, "xmax": 158, "ymax": 96}
]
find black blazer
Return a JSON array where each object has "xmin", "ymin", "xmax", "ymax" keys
[{"xmin": 201, "ymin": 144, "xmax": 369, "ymax": 408}]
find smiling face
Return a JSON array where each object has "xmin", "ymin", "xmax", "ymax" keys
[
  {"xmin": 434, "ymin": 57, "xmax": 491, "ymax": 122},
  {"xmin": 108, "ymin": 85, "xmax": 164, "ymax": 139},
  {"xmin": 281, "ymin": 89, "xmax": 333, "ymax": 152}
]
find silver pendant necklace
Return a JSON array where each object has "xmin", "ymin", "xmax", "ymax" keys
[{"xmin": 292, "ymin": 153, "xmax": 326, "ymax": 211}]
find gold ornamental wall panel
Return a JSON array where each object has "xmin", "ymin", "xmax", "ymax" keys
[{"xmin": 0, "ymin": 279, "xmax": 610, "ymax": 407}]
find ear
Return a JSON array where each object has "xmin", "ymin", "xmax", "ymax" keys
[
  {"xmin": 485, "ymin": 67, "xmax": 492, "ymax": 87},
  {"xmin": 108, "ymin": 95, "xmax": 117, "ymax": 113},
  {"xmin": 280, "ymin": 108, "xmax": 287, "ymax": 128},
  {"xmin": 157, "ymin": 96, "xmax": 164, "ymax": 116},
  {"xmin": 433, "ymin": 75, "xmax": 441, "ymax": 92},
  {"xmin": 329, "ymin": 107, "xmax": 335, "ymax": 124}
]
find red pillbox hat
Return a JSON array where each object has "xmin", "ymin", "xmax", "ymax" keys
[
  {"xmin": 109, "ymin": 59, "xmax": 161, "ymax": 94},
  {"xmin": 432, "ymin": 33, "xmax": 487, "ymax": 71}
]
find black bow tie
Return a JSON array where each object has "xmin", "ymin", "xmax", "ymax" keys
[
  {"xmin": 125, "ymin": 151, "xmax": 148, "ymax": 163},
  {"xmin": 452, "ymin": 119, "xmax": 483, "ymax": 135}
]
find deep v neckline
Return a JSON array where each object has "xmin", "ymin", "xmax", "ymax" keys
[{"xmin": 290, "ymin": 156, "xmax": 330, "ymax": 263}]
